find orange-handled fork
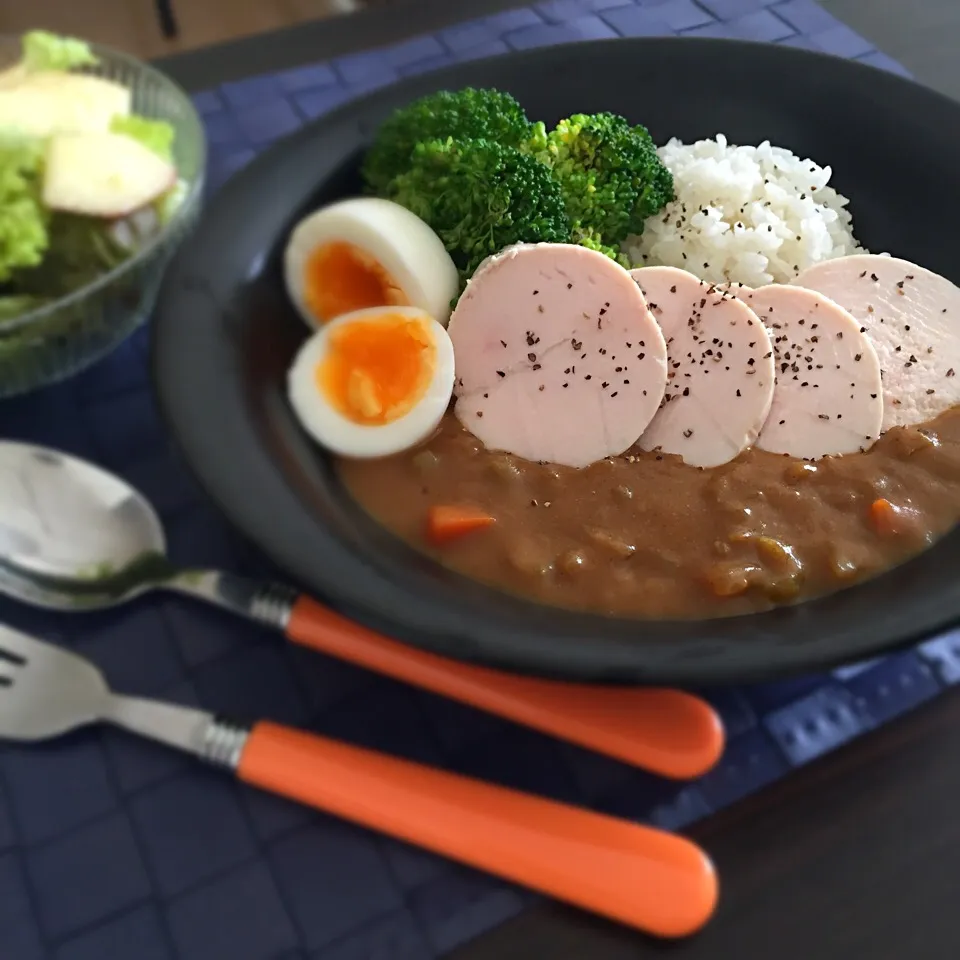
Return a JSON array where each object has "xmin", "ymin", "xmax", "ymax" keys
[{"xmin": 0, "ymin": 624, "xmax": 719, "ymax": 937}]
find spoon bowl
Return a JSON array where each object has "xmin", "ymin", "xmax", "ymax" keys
[{"xmin": 0, "ymin": 442, "xmax": 168, "ymax": 602}]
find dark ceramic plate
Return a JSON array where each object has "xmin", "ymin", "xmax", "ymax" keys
[{"xmin": 153, "ymin": 37, "xmax": 960, "ymax": 684}]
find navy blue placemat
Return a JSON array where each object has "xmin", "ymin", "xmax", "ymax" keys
[{"xmin": 1, "ymin": 3, "xmax": 956, "ymax": 959}]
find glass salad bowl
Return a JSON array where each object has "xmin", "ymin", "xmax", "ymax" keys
[{"xmin": 0, "ymin": 36, "xmax": 206, "ymax": 398}]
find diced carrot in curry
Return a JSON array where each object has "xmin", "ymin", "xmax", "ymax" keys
[
  {"xmin": 426, "ymin": 505, "xmax": 496, "ymax": 545},
  {"xmin": 869, "ymin": 498, "xmax": 917, "ymax": 536}
]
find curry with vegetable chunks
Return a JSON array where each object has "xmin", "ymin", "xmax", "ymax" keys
[{"xmin": 337, "ymin": 406, "xmax": 960, "ymax": 620}]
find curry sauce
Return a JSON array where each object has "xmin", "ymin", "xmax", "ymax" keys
[{"xmin": 337, "ymin": 407, "xmax": 960, "ymax": 619}]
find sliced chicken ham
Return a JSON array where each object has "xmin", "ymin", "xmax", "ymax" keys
[
  {"xmin": 629, "ymin": 266, "xmax": 775, "ymax": 467},
  {"xmin": 742, "ymin": 285, "xmax": 883, "ymax": 458},
  {"xmin": 795, "ymin": 254, "xmax": 960, "ymax": 431},
  {"xmin": 448, "ymin": 244, "xmax": 667, "ymax": 468}
]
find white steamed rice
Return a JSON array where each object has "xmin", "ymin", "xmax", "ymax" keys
[{"xmin": 624, "ymin": 134, "xmax": 865, "ymax": 287}]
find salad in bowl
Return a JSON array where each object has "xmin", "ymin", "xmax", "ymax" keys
[{"xmin": 0, "ymin": 30, "xmax": 204, "ymax": 396}]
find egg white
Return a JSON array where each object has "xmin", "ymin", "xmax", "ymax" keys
[
  {"xmin": 284, "ymin": 197, "xmax": 460, "ymax": 328},
  {"xmin": 287, "ymin": 305, "xmax": 455, "ymax": 459}
]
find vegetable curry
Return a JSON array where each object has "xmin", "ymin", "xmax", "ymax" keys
[{"xmin": 337, "ymin": 406, "xmax": 960, "ymax": 619}]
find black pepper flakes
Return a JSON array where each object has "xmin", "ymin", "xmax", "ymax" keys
[
  {"xmin": 528, "ymin": 352, "xmax": 537, "ymax": 362},
  {"xmin": 496, "ymin": 370, "xmax": 505, "ymax": 378},
  {"xmin": 500, "ymin": 340, "xmax": 507, "ymax": 348}
]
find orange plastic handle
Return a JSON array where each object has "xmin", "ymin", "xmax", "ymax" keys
[
  {"xmin": 286, "ymin": 597, "xmax": 724, "ymax": 779},
  {"xmin": 238, "ymin": 721, "xmax": 719, "ymax": 938}
]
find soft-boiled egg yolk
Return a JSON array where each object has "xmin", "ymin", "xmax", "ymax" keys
[
  {"xmin": 305, "ymin": 241, "xmax": 409, "ymax": 324},
  {"xmin": 318, "ymin": 311, "xmax": 435, "ymax": 424},
  {"xmin": 284, "ymin": 198, "xmax": 460, "ymax": 330},
  {"xmin": 287, "ymin": 305, "xmax": 456, "ymax": 459}
]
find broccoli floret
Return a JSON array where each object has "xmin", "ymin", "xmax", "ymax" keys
[
  {"xmin": 526, "ymin": 112, "xmax": 674, "ymax": 247},
  {"xmin": 383, "ymin": 137, "xmax": 570, "ymax": 281},
  {"xmin": 575, "ymin": 226, "xmax": 631, "ymax": 269},
  {"xmin": 362, "ymin": 88, "xmax": 532, "ymax": 194}
]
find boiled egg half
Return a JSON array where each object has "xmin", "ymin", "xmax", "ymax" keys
[
  {"xmin": 284, "ymin": 197, "xmax": 460, "ymax": 328},
  {"xmin": 287, "ymin": 305, "xmax": 455, "ymax": 458}
]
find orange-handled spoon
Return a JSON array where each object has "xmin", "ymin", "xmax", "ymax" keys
[
  {"xmin": 0, "ymin": 440, "xmax": 723, "ymax": 779},
  {"xmin": 240, "ymin": 722, "xmax": 719, "ymax": 937},
  {"xmin": 0, "ymin": 624, "xmax": 718, "ymax": 939},
  {"xmin": 284, "ymin": 596, "xmax": 724, "ymax": 778}
]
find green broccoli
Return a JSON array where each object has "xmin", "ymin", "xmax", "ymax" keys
[
  {"xmin": 525, "ymin": 112, "xmax": 674, "ymax": 247},
  {"xmin": 575, "ymin": 226, "xmax": 631, "ymax": 269},
  {"xmin": 382, "ymin": 137, "xmax": 570, "ymax": 281},
  {"xmin": 362, "ymin": 88, "xmax": 533, "ymax": 194}
]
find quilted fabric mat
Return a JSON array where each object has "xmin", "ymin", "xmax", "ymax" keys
[{"xmin": 2, "ymin": 2, "xmax": 959, "ymax": 958}]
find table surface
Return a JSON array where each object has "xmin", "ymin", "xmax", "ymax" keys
[
  {"xmin": 56, "ymin": 3, "xmax": 960, "ymax": 959},
  {"xmin": 453, "ymin": 690, "xmax": 960, "ymax": 960}
]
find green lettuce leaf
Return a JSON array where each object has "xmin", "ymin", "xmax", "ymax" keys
[
  {"xmin": 21, "ymin": 31, "xmax": 98, "ymax": 73},
  {"xmin": 0, "ymin": 135, "xmax": 48, "ymax": 283},
  {"xmin": 110, "ymin": 114, "xmax": 175, "ymax": 163}
]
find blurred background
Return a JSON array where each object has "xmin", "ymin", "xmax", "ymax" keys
[
  {"xmin": 0, "ymin": 0, "xmax": 362, "ymax": 58},
  {"xmin": 1, "ymin": 0, "xmax": 958, "ymax": 99}
]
